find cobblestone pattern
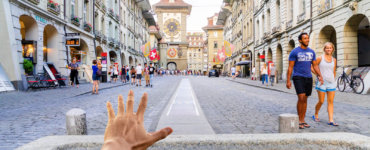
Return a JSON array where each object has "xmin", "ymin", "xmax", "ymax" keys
[
  {"xmin": 0, "ymin": 76, "xmax": 180, "ymax": 150},
  {"xmin": 228, "ymin": 77, "xmax": 370, "ymax": 107},
  {"xmin": 190, "ymin": 77, "xmax": 370, "ymax": 136}
]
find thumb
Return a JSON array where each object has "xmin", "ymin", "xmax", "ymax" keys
[
  {"xmin": 133, "ymin": 127, "xmax": 173, "ymax": 149},
  {"xmin": 150, "ymin": 127, "xmax": 173, "ymax": 143}
]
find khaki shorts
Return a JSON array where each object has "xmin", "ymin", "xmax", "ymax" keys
[{"xmin": 145, "ymin": 74, "xmax": 150, "ymax": 80}]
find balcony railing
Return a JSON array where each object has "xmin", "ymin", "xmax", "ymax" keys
[
  {"xmin": 28, "ymin": 0, "xmax": 40, "ymax": 5},
  {"xmin": 114, "ymin": 40, "xmax": 120, "ymax": 48},
  {"xmin": 263, "ymin": 32, "xmax": 271, "ymax": 39},
  {"xmin": 297, "ymin": 13, "xmax": 306, "ymax": 23},
  {"xmin": 286, "ymin": 20, "xmax": 293, "ymax": 29},
  {"xmin": 95, "ymin": 30, "xmax": 102, "ymax": 40},
  {"xmin": 272, "ymin": 25, "xmax": 281, "ymax": 34},
  {"xmin": 47, "ymin": 1, "xmax": 60, "ymax": 15},
  {"xmin": 102, "ymin": 34, "xmax": 107, "ymax": 43},
  {"xmin": 109, "ymin": 9, "xmax": 114, "ymax": 18},
  {"xmin": 108, "ymin": 37, "xmax": 114, "ymax": 46}
]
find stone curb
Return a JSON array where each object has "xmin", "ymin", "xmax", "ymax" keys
[
  {"xmin": 226, "ymin": 79, "xmax": 293, "ymax": 95},
  {"xmin": 17, "ymin": 132, "xmax": 370, "ymax": 150},
  {"xmin": 71, "ymin": 83, "xmax": 125, "ymax": 97}
]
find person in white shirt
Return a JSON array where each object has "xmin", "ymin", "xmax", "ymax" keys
[
  {"xmin": 135, "ymin": 64, "xmax": 143, "ymax": 86},
  {"xmin": 231, "ymin": 66, "xmax": 236, "ymax": 79}
]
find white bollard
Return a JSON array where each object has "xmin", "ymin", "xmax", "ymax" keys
[
  {"xmin": 66, "ymin": 108, "xmax": 87, "ymax": 135},
  {"xmin": 279, "ymin": 113, "xmax": 299, "ymax": 133}
]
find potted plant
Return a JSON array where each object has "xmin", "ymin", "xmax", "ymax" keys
[
  {"xmin": 84, "ymin": 22, "xmax": 92, "ymax": 32},
  {"xmin": 23, "ymin": 59, "xmax": 34, "ymax": 75},
  {"xmin": 71, "ymin": 16, "xmax": 80, "ymax": 26}
]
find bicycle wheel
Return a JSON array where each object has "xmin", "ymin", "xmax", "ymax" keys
[
  {"xmin": 352, "ymin": 77, "xmax": 364, "ymax": 94},
  {"xmin": 337, "ymin": 76, "xmax": 348, "ymax": 92}
]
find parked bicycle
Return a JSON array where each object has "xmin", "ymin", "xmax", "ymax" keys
[{"xmin": 337, "ymin": 65, "xmax": 364, "ymax": 94}]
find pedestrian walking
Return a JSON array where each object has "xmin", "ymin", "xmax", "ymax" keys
[
  {"xmin": 149, "ymin": 63, "xmax": 155, "ymax": 87},
  {"xmin": 269, "ymin": 64, "xmax": 277, "ymax": 86},
  {"xmin": 130, "ymin": 66, "xmax": 136, "ymax": 85},
  {"xmin": 92, "ymin": 60, "xmax": 100, "ymax": 94},
  {"xmin": 113, "ymin": 64, "xmax": 119, "ymax": 83},
  {"xmin": 136, "ymin": 64, "xmax": 143, "ymax": 86},
  {"xmin": 144, "ymin": 63, "xmax": 150, "ymax": 87},
  {"xmin": 311, "ymin": 42, "xmax": 338, "ymax": 126},
  {"xmin": 251, "ymin": 67, "xmax": 256, "ymax": 80},
  {"xmin": 261, "ymin": 64, "xmax": 268, "ymax": 86},
  {"xmin": 231, "ymin": 66, "xmax": 236, "ymax": 79},
  {"xmin": 68, "ymin": 57, "xmax": 79, "ymax": 88},
  {"xmin": 121, "ymin": 65, "xmax": 127, "ymax": 84},
  {"xmin": 286, "ymin": 32, "xmax": 324, "ymax": 129},
  {"xmin": 126, "ymin": 65, "xmax": 130, "ymax": 83}
]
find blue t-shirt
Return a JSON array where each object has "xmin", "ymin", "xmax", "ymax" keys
[
  {"xmin": 289, "ymin": 46, "xmax": 316, "ymax": 78},
  {"xmin": 92, "ymin": 65, "xmax": 98, "ymax": 75}
]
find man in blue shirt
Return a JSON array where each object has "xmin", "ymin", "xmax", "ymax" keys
[{"xmin": 286, "ymin": 32, "xmax": 323, "ymax": 129}]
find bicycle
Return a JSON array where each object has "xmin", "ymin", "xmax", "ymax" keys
[{"xmin": 337, "ymin": 65, "xmax": 364, "ymax": 94}]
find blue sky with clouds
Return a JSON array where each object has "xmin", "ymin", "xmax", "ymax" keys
[{"xmin": 149, "ymin": 0, "xmax": 223, "ymax": 32}]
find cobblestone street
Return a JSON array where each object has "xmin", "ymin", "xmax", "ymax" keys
[
  {"xmin": 191, "ymin": 77, "xmax": 370, "ymax": 135},
  {"xmin": 0, "ymin": 76, "xmax": 369, "ymax": 149},
  {"xmin": 0, "ymin": 76, "xmax": 180, "ymax": 150}
]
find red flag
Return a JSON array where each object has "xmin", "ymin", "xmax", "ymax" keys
[{"xmin": 149, "ymin": 48, "xmax": 158, "ymax": 60}]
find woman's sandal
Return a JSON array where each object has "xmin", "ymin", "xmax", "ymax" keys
[
  {"xmin": 300, "ymin": 123, "xmax": 311, "ymax": 128},
  {"xmin": 328, "ymin": 122, "xmax": 339, "ymax": 126},
  {"xmin": 299, "ymin": 123, "xmax": 305, "ymax": 129},
  {"xmin": 312, "ymin": 115, "xmax": 320, "ymax": 122}
]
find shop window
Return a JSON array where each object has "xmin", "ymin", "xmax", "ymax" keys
[{"xmin": 22, "ymin": 40, "xmax": 37, "ymax": 63}]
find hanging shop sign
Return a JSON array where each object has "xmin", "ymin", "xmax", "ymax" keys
[{"xmin": 66, "ymin": 33, "xmax": 80, "ymax": 46}]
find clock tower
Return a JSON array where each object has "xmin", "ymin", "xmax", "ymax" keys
[{"xmin": 153, "ymin": 0, "xmax": 192, "ymax": 70}]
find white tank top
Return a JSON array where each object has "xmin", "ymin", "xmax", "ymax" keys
[{"xmin": 319, "ymin": 55, "xmax": 335, "ymax": 83}]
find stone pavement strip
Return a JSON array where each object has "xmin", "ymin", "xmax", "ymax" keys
[{"xmin": 156, "ymin": 78, "xmax": 214, "ymax": 135}]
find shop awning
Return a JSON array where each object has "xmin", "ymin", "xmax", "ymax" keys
[{"xmin": 236, "ymin": 60, "xmax": 251, "ymax": 66}]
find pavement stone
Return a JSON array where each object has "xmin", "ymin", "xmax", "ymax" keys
[
  {"xmin": 0, "ymin": 76, "xmax": 180, "ymax": 150},
  {"xmin": 190, "ymin": 76, "xmax": 370, "ymax": 136}
]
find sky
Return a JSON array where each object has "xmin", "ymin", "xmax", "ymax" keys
[{"xmin": 149, "ymin": 0, "xmax": 224, "ymax": 33}]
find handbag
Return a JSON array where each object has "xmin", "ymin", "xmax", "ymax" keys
[{"xmin": 97, "ymin": 69, "xmax": 102, "ymax": 76}]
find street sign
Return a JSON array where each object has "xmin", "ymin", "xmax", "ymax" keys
[{"xmin": 66, "ymin": 33, "xmax": 80, "ymax": 46}]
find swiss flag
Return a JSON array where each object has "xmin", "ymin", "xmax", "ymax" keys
[
  {"xmin": 149, "ymin": 48, "xmax": 158, "ymax": 60},
  {"xmin": 217, "ymin": 49, "xmax": 226, "ymax": 62}
]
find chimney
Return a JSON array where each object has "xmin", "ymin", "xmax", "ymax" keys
[{"xmin": 208, "ymin": 18, "xmax": 213, "ymax": 26}]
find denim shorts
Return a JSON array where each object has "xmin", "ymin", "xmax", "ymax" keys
[{"xmin": 315, "ymin": 79, "xmax": 336, "ymax": 92}]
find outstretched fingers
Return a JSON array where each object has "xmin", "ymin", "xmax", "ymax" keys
[
  {"xmin": 126, "ymin": 90, "xmax": 134, "ymax": 115},
  {"xmin": 117, "ymin": 95, "xmax": 125, "ymax": 116},
  {"xmin": 104, "ymin": 101, "xmax": 115, "ymax": 141},
  {"xmin": 137, "ymin": 93, "xmax": 148, "ymax": 123},
  {"xmin": 106, "ymin": 101, "xmax": 116, "ymax": 124}
]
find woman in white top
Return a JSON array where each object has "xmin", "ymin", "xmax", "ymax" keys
[
  {"xmin": 311, "ymin": 42, "xmax": 338, "ymax": 126},
  {"xmin": 261, "ymin": 64, "xmax": 268, "ymax": 86}
]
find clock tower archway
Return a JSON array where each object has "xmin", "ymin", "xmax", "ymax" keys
[{"xmin": 153, "ymin": 0, "xmax": 192, "ymax": 70}]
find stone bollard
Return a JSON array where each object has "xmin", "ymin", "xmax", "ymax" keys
[
  {"xmin": 66, "ymin": 108, "xmax": 87, "ymax": 135},
  {"xmin": 279, "ymin": 113, "xmax": 299, "ymax": 133}
]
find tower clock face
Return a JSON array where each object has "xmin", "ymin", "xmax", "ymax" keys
[{"xmin": 164, "ymin": 19, "xmax": 180, "ymax": 36}]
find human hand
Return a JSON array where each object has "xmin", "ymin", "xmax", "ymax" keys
[
  {"xmin": 286, "ymin": 80, "xmax": 292, "ymax": 89},
  {"xmin": 318, "ymin": 76, "xmax": 324, "ymax": 85},
  {"xmin": 102, "ymin": 90, "xmax": 173, "ymax": 150}
]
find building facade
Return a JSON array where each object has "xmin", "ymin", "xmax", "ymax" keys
[
  {"xmin": 0, "ymin": 0, "xmax": 157, "ymax": 91},
  {"xmin": 203, "ymin": 13, "xmax": 224, "ymax": 72},
  {"xmin": 186, "ymin": 32, "xmax": 204, "ymax": 72},
  {"xmin": 153, "ymin": 0, "xmax": 192, "ymax": 71},
  {"xmin": 216, "ymin": 0, "xmax": 370, "ymax": 85}
]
